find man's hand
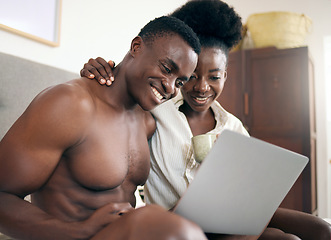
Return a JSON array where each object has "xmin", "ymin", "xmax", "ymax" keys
[
  {"xmin": 80, "ymin": 57, "xmax": 115, "ymax": 86},
  {"xmin": 80, "ymin": 202, "xmax": 134, "ymax": 238}
]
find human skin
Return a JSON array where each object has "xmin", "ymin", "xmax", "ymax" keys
[
  {"xmin": 179, "ymin": 47, "xmax": 227, "ymax": 136},
  {"xmin": 0, "ymin": 33, "xmax": 205, "ymax": 240},
  {"xmin": 80, "ymin": 47, "xmax": 227, "ymax": 136},
  {"xmin": 80, "ymin": 46, "xmax": 331, "ymax": 240},
  {"xmin": 80, "ymin": 48, "xmax": 262, "ymax": 240},
  {"xmin": 166, "ymin": 47, "xmax": 331, "ymax": 240}
]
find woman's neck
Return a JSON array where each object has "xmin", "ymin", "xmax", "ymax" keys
[{"xmin": 179, "ymin": 101, "xmax": 216, "ymax": 136}]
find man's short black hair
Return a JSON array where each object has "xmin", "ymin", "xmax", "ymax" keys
[
  {"xmin": 138, "ymin": 16, "xmax": 201, "ymax": 55},
  {"xmin": 170, "ymin": 0, "xmax": 242, "ymax": 55}
]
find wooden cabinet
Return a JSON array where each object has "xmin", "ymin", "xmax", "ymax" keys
[{"xmin": 218, "ymin": 47, "xmax": 317, "ymax": 214}]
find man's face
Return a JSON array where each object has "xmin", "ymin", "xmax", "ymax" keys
[{"xmin": 126, "ymin": 34, "xmax": 198, "ymax": 111}]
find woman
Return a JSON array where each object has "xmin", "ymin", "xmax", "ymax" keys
[{"xmin": 80, "ymin": 1, "xmax": 331, "ymax": 239}]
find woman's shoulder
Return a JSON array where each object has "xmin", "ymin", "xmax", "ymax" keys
[{"xmin": 211, "ymin": 101, "xmax": 249, "ymax": 136}]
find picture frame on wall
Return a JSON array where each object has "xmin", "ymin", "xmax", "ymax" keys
[{"xmin": 0, "ymin": 0, "xmax": 62, "ymax": 47}]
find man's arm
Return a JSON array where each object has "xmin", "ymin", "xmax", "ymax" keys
[{"xmin": 0, "ymin": 82, "xmax": 124, "ymax": 240}]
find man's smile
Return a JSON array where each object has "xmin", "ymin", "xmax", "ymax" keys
[{"xmin": 151, "ymin": 86, "xmax": 164, "ymax": 100}]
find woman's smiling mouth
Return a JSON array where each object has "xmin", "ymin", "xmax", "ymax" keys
[{"xmin": 192, "ymin": 95, "xmax": 211, "ymax": 104}]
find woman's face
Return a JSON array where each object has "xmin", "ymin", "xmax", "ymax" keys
[{"xmin": 181, "ymin": 47, "xmax": 227, "ymax": 113}]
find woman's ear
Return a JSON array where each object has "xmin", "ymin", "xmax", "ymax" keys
[
  {"xmin": 130, "ymin": 36, "xmax": 143, "ymax": 57},
  {"xmin": 223, "ymin": 71, "xmax": 227, "ymax": 81}
]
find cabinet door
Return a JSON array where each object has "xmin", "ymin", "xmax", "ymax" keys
[
  {"xmin": 245, "ymin": 48, "xmax": 308, "ymax": 142},
  {"xmin": 217, "ymin": 50, "xmax": 245, "ymax": 123},
  {"xmin": 218, "ymin": 47, "xmax": 316, "ymax": 213},
  {"xmin": 244, "ymin": 47, "xmax": 315, "ymax": 213}
]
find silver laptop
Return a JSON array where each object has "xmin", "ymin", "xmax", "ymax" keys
[{"xmin": 174, "ymin": 130, "xmax": 308, "ymax": 235}]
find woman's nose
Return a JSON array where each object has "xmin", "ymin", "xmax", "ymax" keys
[{"xmin": 194, "ymin": 77, "xmax": 210, "ymax": 93}]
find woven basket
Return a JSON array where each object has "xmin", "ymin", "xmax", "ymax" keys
[{"xmin": 246, "ymin": 11, "xmax": 312, "ymax": 49}]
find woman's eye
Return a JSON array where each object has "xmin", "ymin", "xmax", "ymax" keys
[
  {"xmin": 176, "ymin": 79, "xmax": 184, "ymax": 87},
  {"xmin": 189, "ymin": 75, "xmax": 197, "ymax": 80},
  {"xmin": 210, "ymin": 76, "xmax": 221, "ymax": 81}
]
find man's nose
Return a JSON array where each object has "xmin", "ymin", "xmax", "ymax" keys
[{"xmin": 161, "ymin": 78, "xmax": 176, "ymax": 97}]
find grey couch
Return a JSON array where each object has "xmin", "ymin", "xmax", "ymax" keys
[
  {"xmin": 0, "ymin": 52, "xmax": 79, "ymax": 238},
  {"xmin": 0, "ymin": 52, "xmax": 79, "ymax": 140}
]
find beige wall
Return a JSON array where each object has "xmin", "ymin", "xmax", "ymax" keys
[{"xmin": 0, "ymin": 0, "xmax": 330, "ymax": 217}]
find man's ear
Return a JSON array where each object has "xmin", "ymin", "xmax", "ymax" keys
[{"xmin": 130, "ymin": 36, "xmax": 143, "ymax": 57}]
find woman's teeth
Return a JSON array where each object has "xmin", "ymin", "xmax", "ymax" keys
[
  {"xmin": 152, "ymin": 87, "xmax": 163, "ymax": 100},
  {"xmin": 195, "ymin": 97, "xmax": 208, "ymax": 101}
]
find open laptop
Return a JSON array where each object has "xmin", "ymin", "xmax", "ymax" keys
[{"xmin": 174, "ymin": 129, "xmax": 308, "ymax": 235}]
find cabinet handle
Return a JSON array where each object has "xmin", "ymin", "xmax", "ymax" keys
[
  {"xmin": 244, "ymin": 93, "xmax": 249, "ymax": 115},
  {"xmin": 273, "ymin": 75, "xmax": 279, "ymax": 88}
]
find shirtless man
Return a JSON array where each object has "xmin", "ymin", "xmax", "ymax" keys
[{"xmin": 0, "ymin": 16, "xmax": 205, "ymax": 240}]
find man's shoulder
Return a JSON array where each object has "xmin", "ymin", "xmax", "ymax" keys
[
  {"xmin": 44, "ymin": 78, "xmax": 90, "ymax": 97},
  {"xmin": 35, "ymin": 78, "xmax": 93, "ymax": 109},
  {"xmin": 26, "ymin": 78, "xmax": 96, "ymax": 125}
]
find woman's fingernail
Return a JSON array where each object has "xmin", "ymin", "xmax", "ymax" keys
[
  {"xmin": 107, "ymin": 80, "xmax": 112, "ymax": 85},
  {"xmin": 100, "ymin": 79, "xmax": 106, "ymax": 84},
  {"xmin": 110, "ymin": 76, "xmax": 114, "ymax": 82}
]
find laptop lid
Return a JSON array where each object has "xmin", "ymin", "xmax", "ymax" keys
[{"xmin": 174, "ymin": 130, "xmax": 308, "ymax": 235}]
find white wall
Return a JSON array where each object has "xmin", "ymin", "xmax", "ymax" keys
[
  {"xmin": 325, "ymin": 36, "xmax": 331, "ymax": 219},
  {"xmin": 0, "ymin": 0, "xmax": 330, "ymax": 218},
  {"xmin": 0, "ymin": 0, "xmax": 186, "ymax": 73}
]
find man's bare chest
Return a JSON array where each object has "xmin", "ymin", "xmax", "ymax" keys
[{"xmin": 65, "ymin": 114, "xmax": 151, "ymax": 191}]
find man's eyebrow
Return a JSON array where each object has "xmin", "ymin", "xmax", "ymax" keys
[
  {"xmin": 165, "ymin": 57, "xmax": 179, "ymax": 72},
  {"xmin": 164, "ymin": 58, "xmax": 189, "ymax": 81}
]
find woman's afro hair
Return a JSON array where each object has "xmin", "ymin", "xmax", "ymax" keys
[{"xmin": 170, "ymin": 0, "xmax": 243, "ymax": 50}]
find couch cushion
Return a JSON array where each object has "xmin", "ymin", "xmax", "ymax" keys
[{"xmin": 0, "ymin": 52, "xmax": 79, "ymax": 139}]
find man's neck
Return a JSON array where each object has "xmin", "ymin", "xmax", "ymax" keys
[{"xmin": 94, "ymin": 57, "xmax": 138, "ymax": 111}]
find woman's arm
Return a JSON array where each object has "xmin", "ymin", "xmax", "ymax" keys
[
  {"xmin": 80, "ymin": 57, "xmax": 115, "ymax": 86},
  {"xmin": 268, "ymin": 207, "xmax": 331, "ymax": 240}
]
